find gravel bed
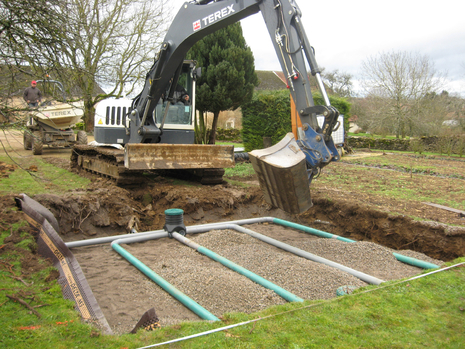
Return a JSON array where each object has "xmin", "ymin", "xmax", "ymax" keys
[
  {"xmin": 146, "ymin": 230, "xmax": 368, "ymax": 313},
  {"xmin": 132, "ymin": 227, "xmax": 440, "ymax": 317},
  {"xmin": 76, "ymin": 224, "xmax": 443, "ymax": 333}
]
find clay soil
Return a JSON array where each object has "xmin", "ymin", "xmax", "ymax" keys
[
  {"xmin": 1, "ymin": 131, "xmax": 465, "ymax": 334},
  {"xmin": 30, "ymin": 158, "xmax": 465, "ymax": 260}
]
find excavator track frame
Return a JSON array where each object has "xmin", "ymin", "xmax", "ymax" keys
[{"xmin": 71, "ymin": 144, "xmax": 234, "ymax": 186}]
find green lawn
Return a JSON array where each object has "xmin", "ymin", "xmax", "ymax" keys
[
  {"xmin": 1, "ymin": 150, "xmax": 464, "ymax": 348},
  {"xmin": 2, "ymin": 228, "xmax": 463, "ymax": 349}
]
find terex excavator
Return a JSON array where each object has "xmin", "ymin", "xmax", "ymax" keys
[{"xmin": 72, "ymin": 0, "xmax": 340, "ymax": 214}]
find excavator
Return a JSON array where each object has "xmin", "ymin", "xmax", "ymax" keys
[{"xmin": 72, "ymin": 0, "xmax": 341, "ymax": 214}]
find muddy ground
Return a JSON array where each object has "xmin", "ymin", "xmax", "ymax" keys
[
  {"xmin": 29, "ymin": 153, "xmax": 465, "ymax": 262},
  {"xmin": 1, "ymin": 130, "xmax": 465, "ymax": 334}
]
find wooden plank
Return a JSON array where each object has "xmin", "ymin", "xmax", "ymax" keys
[{"xmin": 422, "ymin": 202, "xmax": 465, "ymax": 215}]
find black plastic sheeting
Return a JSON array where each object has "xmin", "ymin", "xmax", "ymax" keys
[{"xmin": 15, "ymin": 194, "xmax": 113, "ymax": 335}]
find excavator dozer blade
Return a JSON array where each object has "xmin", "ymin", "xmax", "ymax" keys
[
  {"xmin": 249, "ymin": 133, "xmax": 312, "ymax": 214},
  {"xmin": 124, "ymin": 143, "xmax": 235, "ymax": 170}
]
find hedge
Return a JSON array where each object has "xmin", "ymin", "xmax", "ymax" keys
[
  {"xmin": 241, "ymin": 90, "xmax": 292, "ymax": 152},
  {"xmin": 241, "ymin": 90, "xmax": 352, "ymax": 152},
  {"xmin": 348, "ymin": 135, "xmax": 465, "ymax": 156}
]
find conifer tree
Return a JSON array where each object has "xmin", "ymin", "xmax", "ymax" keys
[{"xmin": 188, "ymin": 22, "xmax": 258, "ymax": 144}]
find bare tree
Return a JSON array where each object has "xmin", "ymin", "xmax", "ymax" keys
[
  {"xmin": 322, "ymin": 69, "xmax": 353, "ymax": 97},
  {"xmin": 361, "ymin": 51, "xmax": 444, "ymax": 138},
  {"xmin": 54, "ymin": 0, "xmax": 169, "ymax": 131},
  {"xmin": 351, "ymin": 96, "xmax": 393, "ymax": 136},
  {"xmin": 1, "ymin": 0, "xmax": 169, "ymax": 130},
  {"xmin": 0, "ymin": 0, "xmax": 65, "ymax": 66},
  {"xmin": 1, "ymin": 0, "xmax": 66, "ymax": 120}
]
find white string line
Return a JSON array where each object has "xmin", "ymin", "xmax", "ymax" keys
[{"xmin": 137, "ymin": 262, "xmax": 464, "ymax": 348}]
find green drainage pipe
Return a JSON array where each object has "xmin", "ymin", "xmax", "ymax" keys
[
  {"xmin": 272, "ymin": 218, "xmax": 356, "ymax": 242},
  {"xmin": 69, "ymin": 215, "xmax": 439, "ymax": 271},
  {"xmin": 111, "ymin": 241, "xmax": 219, "ymax": 322},
  {"xmin": 393, "ymin": 253, "xmax": 439, "ymax": 270},
  {"xmin": 269, "ymin": 217, "xmax": 440, "ymax": 270},
  {"xmin": 172, "ymin": 232, "xmax": 304, "ymax": 303}
]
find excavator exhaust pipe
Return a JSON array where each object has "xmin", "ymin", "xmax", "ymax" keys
[{"xmin": 249, "ymin": 133, "xmax": 312, "ymax": 214}]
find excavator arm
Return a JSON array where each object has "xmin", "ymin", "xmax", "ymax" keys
[{"xmin": 130, "ymin": 0, "xmax": 340, "ymax": 213}]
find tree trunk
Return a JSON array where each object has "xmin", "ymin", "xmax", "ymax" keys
[
  {"xmin": 400, "ymin": 117, "xmax": 405, "ymax": 139},
  {"xmin": 195, "ymin": 110, "xmax": 208, "ymax": 144},
  {"xmin": 83, "ymin": 98, "xmax": 95, "ymax": 132},
  {"xmin": 208, "ymin": 111, "xmax": 220, "ymax": 144}
]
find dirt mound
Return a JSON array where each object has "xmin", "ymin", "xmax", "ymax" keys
[
  {"xmin": 0, "ymin": 196, "xmax": 56, "ymax": 280},
  {"xmin": 22, "ymin": 174, "xmax": 464, "ymax": 261},
  {"xmin": 0, "ymin": 162, "xmax": 18, "ymax": 178},
  {"xmin": 31, "ymin": 178, "xmax": 267, "ymax": 240}
]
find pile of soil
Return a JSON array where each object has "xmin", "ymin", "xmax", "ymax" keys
[{"xmin": 29, "ymin": 165, "xmax": 465, "ymax": 261}]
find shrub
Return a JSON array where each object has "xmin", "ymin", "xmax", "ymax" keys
[
  {"xmin": 410, "ymin": 139, "xmax": 425, "ymax": 155},
  {"xmin": 242, "ymin": 90, "xmax": 291, "ymax": 152},
  {"xmin": 74, "ymin": 122, "xmax": 85, "ymax": 131}
]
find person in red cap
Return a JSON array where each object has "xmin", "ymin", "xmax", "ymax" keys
[{"xmin": 23, "ymin": 80, "xmax": 42, "ymax": 108}]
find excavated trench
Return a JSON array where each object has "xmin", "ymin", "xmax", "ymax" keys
[
  {"xmin": 26, "ymin": 180, "xmax": 464, "ymax": 334},
  {"xmin": 3, "ymin": 130, "xmax": 464, "ymax": 334},
  {"xmin": 36, "ymin": 180, "xmax": 465, "ymax": 261}
]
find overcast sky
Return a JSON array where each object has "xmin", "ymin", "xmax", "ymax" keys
[{"xmin": 170, "ymin": 0, "xmax": 465, "ymax": 96}]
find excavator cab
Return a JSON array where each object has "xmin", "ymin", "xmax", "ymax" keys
[
  {"xmin": 155, "ymin": 66, "xmax": 193, "ymax": 122},
  {"xmin": 94, "ymin": 61, "xmax": 198, "ymax": 145}
]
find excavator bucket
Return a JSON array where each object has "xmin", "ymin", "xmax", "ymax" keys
[{"xmin": 249, "ymin": 133, "xmax": 312, "ymax": 214}]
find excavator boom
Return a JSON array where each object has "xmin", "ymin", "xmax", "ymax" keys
[{"xmin": 82, "ymin": 0, "xmax": 341, "ymax": 213}]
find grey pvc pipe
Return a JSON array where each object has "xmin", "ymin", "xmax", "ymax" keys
[
  {"xmin": 172, "ymin": 232, "xmax": 304, "ymax": 303},
  {"xmin": 111, "ymin": 223, "xmax": 383, "ymax": 285},
  {"xmin": 222, "ymin": 224, "xmax": 385, "ymax": 285},
  {"xmin": 65, "ymin": 229, "xmax": 166, "ymax": 248},
  {"xmin": 111, "ymin": 238, "xmax": 219, "ymax": 322},
  {"xmin": 65, "ymin": 217, "xmax": 271, "ymax": 249}
]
